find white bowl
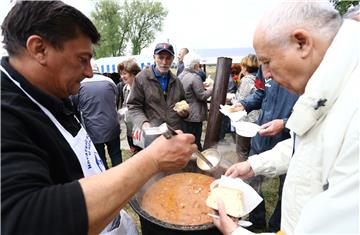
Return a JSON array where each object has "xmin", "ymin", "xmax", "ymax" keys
[{"xmin": 233, "ymin": 121, "xmax": 261, "ymax": 137}]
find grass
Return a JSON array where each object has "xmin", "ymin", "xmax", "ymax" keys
[{"xmin": 263, "ymin": 177, "xmax": 279, "ymax": 230}]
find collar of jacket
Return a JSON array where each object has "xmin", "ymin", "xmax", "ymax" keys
[
  {"xmin": 1, "ymin": 56, "xmax": 73, "ymax": 116},
  {"xmin": 286, "ymin": 20, "xmax": 360, "ymax": 136},
  {"xmin": 152, "ymin": 64, "xmax": 170, "ymax": 79},
  {"xmin": 148, "ymin": 64, "xmax": 177, "ymax": 83}
]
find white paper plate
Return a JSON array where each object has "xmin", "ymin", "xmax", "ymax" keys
[
  {"xmin": 233, "ymin": 121, "xmax": 261, "ymax": 137},
  {"xmin": 219, "ymin": 105, "xmax": 247, "ymax": 122},
  {"xmin": 208, "ymin": 176, "xmax": 263, "ymax": 218},
  {"xmin": 226, "ymin": 93, "xmax": 236, "ymax": 100}
]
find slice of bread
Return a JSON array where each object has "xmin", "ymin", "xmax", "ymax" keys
[{"xmin": 206, "ymin": 186, "xmax": 244, "ymax": 218}]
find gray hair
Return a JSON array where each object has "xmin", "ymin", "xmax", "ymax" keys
[
  {"xmin": 258, "ymin": 1, "xmax": 342, "ymax": 48},
  {"xmin": 183, "ymin": 51, "xmax": 201, "ymax": 70}
]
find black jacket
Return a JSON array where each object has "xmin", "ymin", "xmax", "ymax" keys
[{"xmin": 1, "ymin": 57, "xmax": 88, "ymax": 235}]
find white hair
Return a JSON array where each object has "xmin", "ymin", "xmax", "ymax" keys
[
  {"xmin": 183, "ymin": 51, "xmax": 201, "ymax": 70},
  {"xmin": 258, "ymin": 1, "xmax": 342, "ymax": 48},
  {"xmin": 344, "ymin": 4, "xmax": 360, "ymax": 20}
]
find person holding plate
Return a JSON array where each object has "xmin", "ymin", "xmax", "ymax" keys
[{"xmin": 213, "ymin": 1, "xmax": 359, "ymax": 234}]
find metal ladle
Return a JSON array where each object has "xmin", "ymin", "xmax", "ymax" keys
[
  {"xmin": 162, "ymin": 124, "xmax": 214, "ymax": 169},
  {"xmin": 144, "ymin": 123, "xmax": 214, "ymax": 169}
]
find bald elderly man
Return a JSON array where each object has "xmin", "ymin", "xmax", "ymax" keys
[{"xmin": 213, "ymin": 2, "xmax": 359, "ymax": 235}]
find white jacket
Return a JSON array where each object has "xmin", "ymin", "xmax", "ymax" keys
[{"xmin": 235, "ymin": 20, "xmax": 359, "ymax": 234}]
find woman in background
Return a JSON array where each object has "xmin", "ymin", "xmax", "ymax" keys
[
  {"xmin": 117, "ymin": 59, "xmax": 142, "ymax": 154},
  {"xmin": 233, "ymin": 54, "xmax": 259, "ymax": 161}
]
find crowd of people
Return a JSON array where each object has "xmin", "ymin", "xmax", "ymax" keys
[{"xmin": 1, "ymin": 1, "xmax": 359, "ymax": 235}]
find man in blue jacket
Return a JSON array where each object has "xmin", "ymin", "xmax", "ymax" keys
[
  {"xmin": 71, "ymin": 63, "xmax": 122, "ymax": 169},
  {"xmin": 235, "ymin": 65, "xmax": 299, "ymax": 232}
]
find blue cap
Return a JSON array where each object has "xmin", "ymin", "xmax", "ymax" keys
[{"xmin": 154, "ymin": 43, "xmax": 175, "ymax": 56}]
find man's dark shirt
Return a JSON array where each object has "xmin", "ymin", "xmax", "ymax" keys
[{"xmin": 1, "ymin": 57, "xmax": 88, "ymax": 235}]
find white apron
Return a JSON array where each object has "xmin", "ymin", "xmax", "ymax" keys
[{"xmin": 1, "ymin": 66, "xmax": 138, "ymax": 235}]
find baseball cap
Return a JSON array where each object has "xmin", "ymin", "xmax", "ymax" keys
[{"xmin": 154, "ymin": 43, "xmax": 175, "ymax": 56}]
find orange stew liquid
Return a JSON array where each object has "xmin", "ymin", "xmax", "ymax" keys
[{"xmin": 141, "ymin": 172, "xmax": 215, "ymax": 225}]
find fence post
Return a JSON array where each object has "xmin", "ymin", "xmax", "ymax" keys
[{"xmin": 204, "ymin": 57, "xmax": 232, "ymax": 149}]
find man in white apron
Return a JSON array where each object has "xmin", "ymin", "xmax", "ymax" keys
[{"xmin": 1, "ymin": 2, "xmax": 197, "ymax": 235}]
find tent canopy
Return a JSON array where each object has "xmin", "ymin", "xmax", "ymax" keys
[{"xmin": 95, "ymin": 47, "xmax": 255, "ymax": 73}]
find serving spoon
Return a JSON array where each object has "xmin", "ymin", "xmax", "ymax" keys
[
  {"xmin": 144, "ymin": 123, "xmax": 214, "ymax": 168},
  {"xmin": 207, "ymin": 213, "xmax": 253, "ymax": 227}
]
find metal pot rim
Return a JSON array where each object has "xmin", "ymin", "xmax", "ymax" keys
[{"xmin": 129, "ymin": 196, "xmax": 215, "ymax": 231}]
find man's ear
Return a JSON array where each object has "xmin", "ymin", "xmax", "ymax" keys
[
  {"xmin": 292, "ymin": 29, "xmax": 313, "ymax": 58},
  {"xmin": 26, "ymin": 35, "xmax": 47, "ymax": 65}
]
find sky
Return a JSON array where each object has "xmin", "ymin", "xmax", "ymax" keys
[{"xmin": 0, "ymin": 0, "xmax": 280, "ymax": 57}]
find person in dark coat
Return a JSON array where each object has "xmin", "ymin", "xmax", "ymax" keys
[
  {"xmin": 176, "ymin": 47, "xmax": 189, "ymax": 76},
  {"xmin": 179, "ymin": 52, "xmax": 212, "ymax": 150}
]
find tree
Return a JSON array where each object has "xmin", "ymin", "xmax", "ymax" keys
[
  {"xmin": 91, "ymin": 0, "xmax": 131, "ymax": 57},
  {"xmin": 330, "ymin": 0, "xmax": 359, "ymax": 15},
  {"xmin": 126, "ymin": 0, "xmax": 168, "ymax": 55},
  {"xmin": 91, "ymin": 0, "xmax": 168, "ymax": 57}
]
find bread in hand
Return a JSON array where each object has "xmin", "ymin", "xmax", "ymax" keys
[
  {"xmin": 223, "ymin": 105, "xmax": 242, "ymax": 113},
  {"xmin": 206, "ymin": 186, "xmax": 244, "ymax": 218},
  {"xmin": 174, "ymin": 100, "xmax": 189, "ymax": 111}
]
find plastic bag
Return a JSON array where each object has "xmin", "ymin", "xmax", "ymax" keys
[{"xmin": 132, "ymin": 127, "xmax": 145, "ymax": 149}]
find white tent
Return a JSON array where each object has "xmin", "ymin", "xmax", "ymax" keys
[
  {"xmin": 94, "ymin": 47, "xmax": 254, "ymax": 74},
  {"xmin": 95, "ymin": 55, "xmax": 154, "ymax": 73}
]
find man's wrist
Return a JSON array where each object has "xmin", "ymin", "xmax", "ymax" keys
[{"xmin": 282, "ymin": 118, "xmax": 288, "ymax": 127}]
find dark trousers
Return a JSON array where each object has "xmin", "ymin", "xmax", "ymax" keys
[
  {"xmin": 127, "ymin": 135, "xmax": 142, "ymax": 154},
  {"xmin": 235, "ymin": 135, "xmax": 251, "ymax": 162},
  {"xmin": 248, "ymin": 174, "xmax": 285, "ymax": 232},
  {"xmin": 219, "ymin": 115, "xmax": 231, "ymax": 140},
  {"xmin": 182, "ymin": 121, "xmax": 203, "ymax": 151},
  {"xmin": 94, "ymin": 136, "xmax": 122, "ymax": 169}
]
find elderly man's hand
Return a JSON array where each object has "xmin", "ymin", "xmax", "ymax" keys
[
  {"xmin": 258, "ymin": 119, "xmax": 285, "ymax": 137},
  {"xmin": 146, "ymin": 130, "xmax": 197, "ymax": 171},
  {"xmin": 225, "ymin": 161, "xmax": 254, "ymax": 180},
  {"xmin": 212, "ymin": 199, "xmax": 239, "ymax": 235}
]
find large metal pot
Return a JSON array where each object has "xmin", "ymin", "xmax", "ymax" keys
[{"xmin": 129, "ymin": 159, "xmax": 227, "ymax": 235}]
